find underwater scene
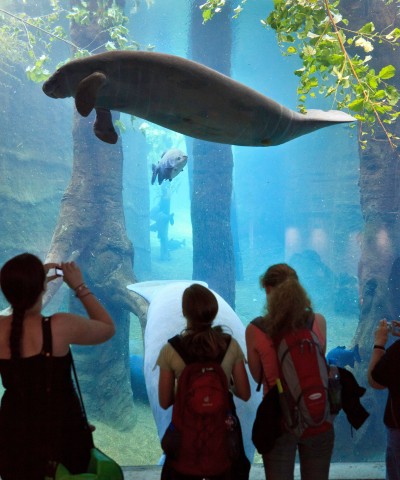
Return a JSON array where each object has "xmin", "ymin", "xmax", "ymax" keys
[{"xmin": 0, "ymin": 0, "xmax": 399, "ymax": 470}]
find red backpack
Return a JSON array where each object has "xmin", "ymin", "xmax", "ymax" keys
[
  {"xmin": 166, "ymin": 335, "xmax": 233, "ymax": 477},
  {"xmin": 252, "ymin": 316, "xmax": 331, "ymax": 437}
]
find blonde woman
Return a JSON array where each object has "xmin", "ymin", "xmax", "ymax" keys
[{"xmin": 246, "ymin": 263, "xmax": 333, "ymax": 480}]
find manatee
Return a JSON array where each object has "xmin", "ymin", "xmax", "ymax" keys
[
  {"xmin": 151, "ymin": 148, "xmax": 188, "ymax": 185},
  {"xmin": 42, "ymin": 50, "xmax": 356, "ymax": 146}
]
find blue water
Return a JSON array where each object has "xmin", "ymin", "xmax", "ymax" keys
[{"xmin": 0, "ymin": 0, "xmax": 382, "ymax": 468}]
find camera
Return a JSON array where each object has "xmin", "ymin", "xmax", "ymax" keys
[
  {"xmin": 47, "ymin": 267, "xmax": 63, "ymax": 277},
  {"xmin": 387, "ymin": 321, "xmax": 400, "ymax": 336}
]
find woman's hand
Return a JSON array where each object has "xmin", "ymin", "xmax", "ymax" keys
[
  {"xmin": 44, "ymin": 262, "xmax": 62, "ymax": 283},
  {"xmin": 60, "ymin": 261, "xmax": 85, "ymax": 291},
  {"xmin": 374, "ymin": 318, "xmax": 389, "ymax": 348}
]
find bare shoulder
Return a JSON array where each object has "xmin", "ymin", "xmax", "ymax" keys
[
  {"xmin": 0, "ymin": 314, "xmax": 11, "ymax": 329},
  {"xmin": 48, "ymin": 312, "xmax": 73, "ymax": 327},
  {"xmin": 245, "ymin": 322, "xmax": 257, "ymax": 336},
  {"xmin": 314, "ymin": 312, "xmax": 327, "ymax": 326}
]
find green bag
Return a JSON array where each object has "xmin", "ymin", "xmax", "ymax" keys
[{"xmin": 46, "ymin": 447, "xmax": 124, "ymax": 480}]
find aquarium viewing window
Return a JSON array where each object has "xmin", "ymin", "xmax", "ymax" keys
[{"xmin": 0, "ymin": 0, "xmax": 398, "ymax": 476}]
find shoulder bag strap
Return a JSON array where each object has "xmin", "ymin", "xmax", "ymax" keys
[
  {"xmin": 42, "ymin": 316, "xmax": 89, "ymax": 426},
  {"xmin": 42, "ymin": 316, "xmax": 52, "ymax": 354},
  {"xmin": 42, "ymin": 316, "xmax": 53, "ymax": 394},
  {"xmin": 250, "ymin": 317, "xmax": 271, "ymax": 392},
  {"xmin": 168, "ymin": 335, "xmax": 190, "ymax": 364},
  {"xmin": 70, "ymin": 354, "xmax": 90, "ymax": 426}
]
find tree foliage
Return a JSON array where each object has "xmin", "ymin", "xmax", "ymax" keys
[
  {"xmin": 200, "ymin": 0, "xmax": 400, "ymax": 148},
  {"xmin": 0, "ymin": 0, "xmax": 148, "ymax": 82}
]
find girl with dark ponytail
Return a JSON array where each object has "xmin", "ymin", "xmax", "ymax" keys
[
  {"xmin": 157, "ymin": 283, "xmax": 251, "ymax": 480},
  {"xmin": 158, "ymin": 283, "xmax": 250, "ymax": 407},
  {"xmin": 0, "ymin": 253, "xmax": 115, "ymax": 480}
]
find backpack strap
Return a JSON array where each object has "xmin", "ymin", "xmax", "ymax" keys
[
  {"xmin": 250, "ymin": 313, "xmax": 316, "ymax": 389},
  {"xmin": 168, "ymin": 334, "xmax": 232, "ymax": 365},
  {"xmin": 250, "ymin": 316, "xmax": 267, "ymax": 333},
  {"xmin": 305, "ymin": 313, "xmax": 314, "ymax": 330}
]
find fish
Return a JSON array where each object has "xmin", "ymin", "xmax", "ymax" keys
[
  {"xmin": 42, "ymin": 50, "xmax": 356, "ymax": 146},
  {"xmin": 151, "ymin": 149, "xmax": 188, "ymax": 185},
  {"xmin": 150, "ymin": 212, "xmax": 174, "ymax": 234},
  {"xmin": 168, "ymin": 238, "xmax": 186, "ymax": 250},
  {"xmin": 326, "ymin": 344, "xmax": 361, "ymax": 368}
]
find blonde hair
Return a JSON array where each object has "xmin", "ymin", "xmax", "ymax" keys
[
  {"xmin": 259, "ymin": 264, "xmax": 313, "ymax": 338},
  {"xmin": 260, "ymin": 263, "xmax": 298, "ymax": 289}
]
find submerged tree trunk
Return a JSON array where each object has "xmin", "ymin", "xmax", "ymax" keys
[
  {"xmin": 336, "ymin": 0, "xmax": 400, "ymax": 459},
  {"xmin": 189, "ymin": 0, "xmax": 236, "ymax": 307},
  {"xmin": 44, "ymin": 0, "xmax": 149, "ymax": 430}
]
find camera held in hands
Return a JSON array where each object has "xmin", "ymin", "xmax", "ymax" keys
[
  {"xmin": 47, "ymin": 267, "xmax": 63, "ymax": 277},
  {"xmin": 387, "ymin": 320, "xmax": 400, "ymax": 336}
]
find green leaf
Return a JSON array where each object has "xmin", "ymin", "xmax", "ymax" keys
[
  {"xmin": 385, "ymin": 28, "xmax": 400, "ymax": 41},
  {"xmin": 367, "ymin": 76, "xmax": 378, "ymax": 89},
  {"xmin": 373, "ymin": 90, "xmax": 386, "ymax": 100},
  {"xmin": 202, "ymin": 9, "xmax": 213, "ymax": 22},
  {"xmin": 378, "ymin": 65, "xmax": 396, "ymax": 80},
  {"xmin": 358, "ymin": 22, "xmax": 375, "ymax": 34},
  {"xmin": 348, "ymin": 98, "xmax": 365, "ymax": 112}
]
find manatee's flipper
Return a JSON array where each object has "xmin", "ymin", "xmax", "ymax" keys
[
  {"xmin": 75, "ymin": 72, "xmax": 107, "ymax": 117},
  {"xmin": 94, "ymin": 108, "xmax": 118, "ymax": 144},
  {"xmin": 151, "ymin": 164, "xmax": 159, "ymax": 185}
]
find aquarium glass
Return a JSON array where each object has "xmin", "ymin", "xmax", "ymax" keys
[{"xmin": 0, "ymin": 0, "xmax": 393, "ymax": 471}]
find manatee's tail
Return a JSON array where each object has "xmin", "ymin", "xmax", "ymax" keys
[
  {"xmin": 304, "ymin": 109, "xmax": 356, "ymax": 124},
  {"xmin": 272, "ymin": 108, "xmax": 356, "ymax": 146},
  {"xmin": 151, "ymin": 164, "xmax": 158, "ymax": 185}
]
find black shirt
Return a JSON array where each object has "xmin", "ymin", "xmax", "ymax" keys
[{"xmin": 371, "ymin": 339, "xmax": 400, "ymax": 428}]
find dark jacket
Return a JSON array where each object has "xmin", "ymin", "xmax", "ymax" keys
[
  {"xmin": 371, "ymin": 339, "xmax": 400, "ymax": 428},
  {"xmin": 338, "ymin": 367, "xmax": 369, "ymax": 429}
]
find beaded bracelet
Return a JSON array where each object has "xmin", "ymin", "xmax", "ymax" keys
[
  {"xmin": 77, "ymin": 290, "xmax": 93, "ymax": 300},
  {"xmin": 74, "ymin": 283, "xmax": 87, "ymax": 297}
]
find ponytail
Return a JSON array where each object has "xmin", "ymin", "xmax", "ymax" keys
[{"xmin": 180, "ymin": 284, "xmax": 229, "ymax": 360}]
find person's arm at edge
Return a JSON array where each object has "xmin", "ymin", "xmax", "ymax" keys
[
  {"xmin": 314, "ymin": 313, "xmax": 327, "ymax": 355},
  {"xmin": 368, "ymin": 319, "xmax": 388, "ymax": 390},
  {"xmin": 231, "ymin": 360, "xmax": 251, "ymax": 401},
  {"xmin": 159, "ymin": 368, "xmax": 175, "ymax": 409},
  {"xmin": 245, "ymin": 324, "xmax": 263, "ymax": 384}
]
